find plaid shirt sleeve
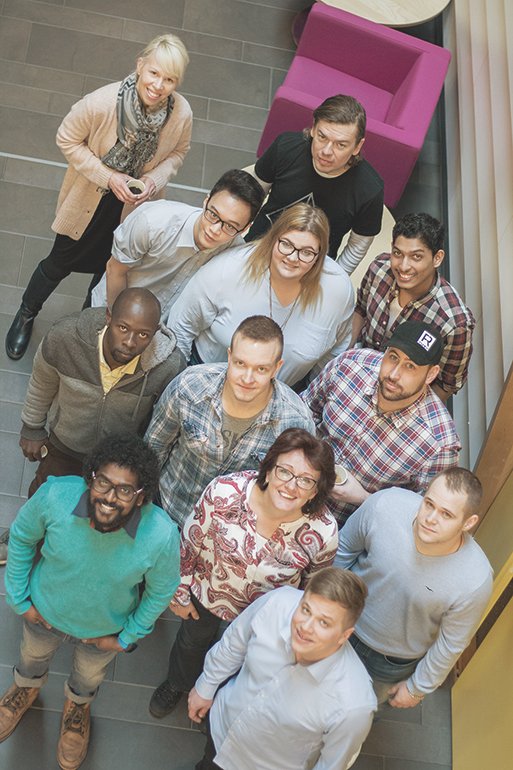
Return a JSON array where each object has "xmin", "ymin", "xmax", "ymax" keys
[
  {"xmin": 143, "ymin": 378, "xmax": 181, "ymax": 467},
  {"xmin": 301, "ymin": 356, "xmax": 340, "ymax": 429},
  {"xmin": 432, "ymin": 319, "xmax": 474, "ymax": 393},
  {"xmin": 354, "ymin": 258, "xmax": 377, "ymax": 318},
  {"xmin": 409, "ymin": 446, "xmax": 460, "ymax": 493}
]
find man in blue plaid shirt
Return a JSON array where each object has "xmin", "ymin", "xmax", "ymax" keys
[
  {"xmin": 351, "ymin": 212, "xmax": 474, "ymax": 402},
  {"xmin": 145, "ymin": 315, "xmax": 315, "ymax": 528},
  {"xmin": 302, "ymin": 321, "xmax": 460, "ymax": 526}
]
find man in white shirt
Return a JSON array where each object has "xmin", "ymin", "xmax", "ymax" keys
[
  {"xmin": 189, "ymin": 567, "xmax": 376, "ymax": 770},
  {"xmin": 91, "ymin": 169, "xmax": 265, "ymax": 313}
]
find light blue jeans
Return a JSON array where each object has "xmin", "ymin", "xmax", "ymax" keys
[
  {"xmin": 15, "ymin": 619, "xmax": 117, "ymax": 704},
  {"xmin": 349, "ymin": 634, "xmax": 421, "ymax": 710}
]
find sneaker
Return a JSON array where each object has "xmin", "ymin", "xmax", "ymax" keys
[
  {"xmin": 0, "ymin": 683, "xmax": 39, "ymax": 742},
  {"xmin": 149, "ymin": 680, "xmax": 183, "ymax": 718},
  {"xmin": 57, "ymin": 698, "xmax": 90, "ymax": 770},
  {"xmin": 0, "ymin": 529, "xmax": 9, "ymax": 567}
]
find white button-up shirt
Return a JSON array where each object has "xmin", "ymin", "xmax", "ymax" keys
[
  {"xmin": 91, "ymin": 200, "xmax": 243, "ymax": 314},
  {"xmin": 196, "ymin": 586, "xmax": 376, "ymax": 770}
]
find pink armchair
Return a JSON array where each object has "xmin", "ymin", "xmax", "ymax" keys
[{"xmin": 257, "ymin": 4, "xmax": 451, "ymax": 207}]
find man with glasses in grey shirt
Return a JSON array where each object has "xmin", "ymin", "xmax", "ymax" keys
[{"xmin": 91, "ymin": 169, "xmax": 264, "ymax": 314}]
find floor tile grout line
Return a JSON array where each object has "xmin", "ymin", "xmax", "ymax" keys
[
  {"xmin": 1, "ymin": 16, "xmax": 295, "ymax": 65},
  {"xmin": 0, "ymin": 281, "xmax": 94, "ymax": 301},
  {"xmin": 0, "ymin": 152, "xmax": 211, "ymax": 193},
  {"xmin": 1, "ymin": 0, "xmax": 297, "ymax": 54},
  {"xmin": 17, "ymin": 231, "xmax": 27, "ymax": 286},
  {"xmin": 28, "ymin": 703, "xmax": 201, "ymax": 731},
  {"xmin": 21, "ymin": 14, "xmax": 32, "ymax": 63}
]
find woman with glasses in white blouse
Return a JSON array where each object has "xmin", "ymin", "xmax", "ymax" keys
[
  {"xmin": 166, "ymin": 203, "xmax": 354, "ymax": 388},
  {"xmin": 149, "ymin": 427, "xmax": 339, "ymax": 719}
]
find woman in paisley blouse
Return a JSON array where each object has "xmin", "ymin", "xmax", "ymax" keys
[{"xmin": 149, "ymin": 427, "xmax": 339, "ymax": 718}]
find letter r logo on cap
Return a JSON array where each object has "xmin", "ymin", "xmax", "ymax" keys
[{"xmin": 417, "ymin": 331, "xmax": 436, "ymax": 351}]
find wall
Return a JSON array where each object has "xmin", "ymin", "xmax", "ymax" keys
[{"xmin": 443, "ymin": 0, "xmax": 513, "ymax": 470}]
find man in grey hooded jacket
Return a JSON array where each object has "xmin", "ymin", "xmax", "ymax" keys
[{"xmin": 19, "ymin": 287, "xmax": 185, "ymax": 498}]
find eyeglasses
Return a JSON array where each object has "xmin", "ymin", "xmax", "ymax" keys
[
  {"xmin": 274, "ymin": 465, "xmax": 318, "ymax": 491},
  {"xmin": 91, "ymin": 472, "xmax": 142, "ymax": 502},
  {"xmin": 203, "ymin": 201, "xmax": 246, "ymax": 236},
  {"xmin": 277, "ymin": 239, "xmax": 319, "ymax": 264}
]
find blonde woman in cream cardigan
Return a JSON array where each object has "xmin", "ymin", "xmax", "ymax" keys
[{"xmin": 6, "ymin": 33, "xmax": 192, "ymax": 361}]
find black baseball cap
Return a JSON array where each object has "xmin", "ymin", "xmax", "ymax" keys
[{"xmin": 385, "ymin": 321, "xmax": 444, "ymax": 366}]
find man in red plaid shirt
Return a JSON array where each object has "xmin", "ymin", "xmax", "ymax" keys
[
  {"xmin": 351, "ymin": 212, "xmax": 474, "ymax": 402},
  {"xmin": 302, "ymin": 321, "xmax": 460, "ymax": 526}
]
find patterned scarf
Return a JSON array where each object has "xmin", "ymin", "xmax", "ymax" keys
[{"xmin": 101, "ymin": 73, "xmax": 174, "ymax": 179}]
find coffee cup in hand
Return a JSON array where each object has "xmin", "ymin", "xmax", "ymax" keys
[
  {"xmin": 127, "ymin": 179, "xmax": 146, "ymax": 195},
  {"xmin": 334, "ymin": 465, "xmax": 348, "ymax": 485}
]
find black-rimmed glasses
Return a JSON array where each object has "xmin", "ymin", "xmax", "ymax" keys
[
  {"xmin": 203, "ymin": 200, "xmax": 246, "ymax": 236},
  {"xmin": 91, "ymin": 472, "xmax": 142, "ymax": 502},
  {"xmin": 277, "ymin": 238, "xmax": 318, "ymax": 264},
  {"xmin": 274, "ymin": 465, "xmax": 318, "ymax": 491}
]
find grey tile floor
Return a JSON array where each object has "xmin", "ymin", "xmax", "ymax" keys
[{"xmin": 0, "ymin": 0, "xmax": 451, "ymax": 767}]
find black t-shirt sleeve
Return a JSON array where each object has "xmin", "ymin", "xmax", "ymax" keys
[
  {"xmin": 351, "ymin": 184, "xmax": 385, "ymax": 237},
  {"xmin": 254, "ymin": 136, "xmax": 280, "ymax": 184}
]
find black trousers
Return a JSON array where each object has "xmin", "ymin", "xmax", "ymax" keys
[
  {"xmin": 167, "ymin": 593, "xmax": 223, "ymax": 692},
  {"xmin": 195, "ymin": 715, "xmax": 222, "ymax": 770},
  {"xmin": 40, "ymin": 192, "xmax": 124, "ymax": 281}
]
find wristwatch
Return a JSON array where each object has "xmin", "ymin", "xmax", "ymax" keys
[{"xmin": 117, "ymin": 636, "xmax": 138, "ymax": 653}]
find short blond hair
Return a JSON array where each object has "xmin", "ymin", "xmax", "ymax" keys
[
  {"xmin": 307, "ymin": 567, "xmax": 368, "ymax": 628},
  {"xmin": 139, "ymin": 34, "xmax": 189, "ymax": 85},
  {"xmin": 426, "ymin": 467, "xmax": 483, "ymax": 519}
]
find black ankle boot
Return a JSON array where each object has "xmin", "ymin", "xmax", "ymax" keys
[
  {"xmin": 5, "ymin": 304, "xmax": 38, "ymax": 360},
  {"xmin": 5, "ymin": 264, "xmax": 60, "ymax": 360}
]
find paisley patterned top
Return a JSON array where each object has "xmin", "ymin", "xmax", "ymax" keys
[{"xmin": 174, "ymin": 470, "xmax": 339, "ymax": 621}]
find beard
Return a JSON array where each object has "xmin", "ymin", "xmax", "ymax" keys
[
  {"xmin": 86, "ymin": 497, "xmax": 134, "ymax": 533},
  {"xmin": 378, "ymin": 376, "xmax": 425, "ymax": 403}
]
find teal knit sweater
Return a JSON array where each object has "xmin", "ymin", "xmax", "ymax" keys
[{"xmin": 5, "ymin": 476, "xmax": 180, "ymax": 645}]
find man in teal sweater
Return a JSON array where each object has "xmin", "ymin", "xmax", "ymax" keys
[{"xmin": 0, "ymin": 435, "xmax": 180, "ymax": 770}]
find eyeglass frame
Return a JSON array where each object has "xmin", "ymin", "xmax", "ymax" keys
[
  {"xmin": 273, "ymin": 465, "xmax": 318, "ymax": 491},
  {"xmin": 203, "ymin": 197, "xmax": 248, "ymax": 236},
  {"xmin": 91, "ymin": 472, "xmax": 143, "ymax": 502},
  {"xmin": 277, "ymin": 238, "xmax": 319, "ymax": 264}
]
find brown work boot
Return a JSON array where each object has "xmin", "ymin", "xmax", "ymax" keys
[
  {"xmin": 57, "ymin": 698, "xmax": 91, "ymax": 770},
  {"xmin": 0, "ymin": 683, "xmax": 39, "ymax": 741}
]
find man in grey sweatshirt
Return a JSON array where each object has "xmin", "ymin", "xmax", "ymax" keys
[{"xmin": 335, "ymin": 467, "xmax": 492, "ymax": 710}]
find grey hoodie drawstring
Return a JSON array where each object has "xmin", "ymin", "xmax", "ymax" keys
[{"xmin": 132, "ymin": 370, "xmax": 150, "ymax": 418}]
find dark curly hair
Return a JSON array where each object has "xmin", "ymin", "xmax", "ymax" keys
[
  {"xmin": 256, "ymin": 428, "xmax": 336, "ymax": 516},
  {"xmin": 83, "ymin": 435, "xmax": 160, "ymax": 504}
]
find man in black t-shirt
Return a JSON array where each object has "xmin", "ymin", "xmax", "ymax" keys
[{"xmin": 246, "ymin": 95, "xmax": 384, "ymax": 271}]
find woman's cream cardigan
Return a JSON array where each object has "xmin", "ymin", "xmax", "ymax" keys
[{"xmin": 53, "ymin": 81, "xmax": 192, "ymax": 240}]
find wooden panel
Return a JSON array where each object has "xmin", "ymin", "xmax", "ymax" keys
[
  {"xmin": 473, "ymin": 361, "xmax": 513, "ymax": 522},
  {"xmin": 452, "ymin": 591, "xmax": 513, "ymax": 769},
  {"xmin": 474, "ymin": 471, "xmax": 513, "ymax": 612}
]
